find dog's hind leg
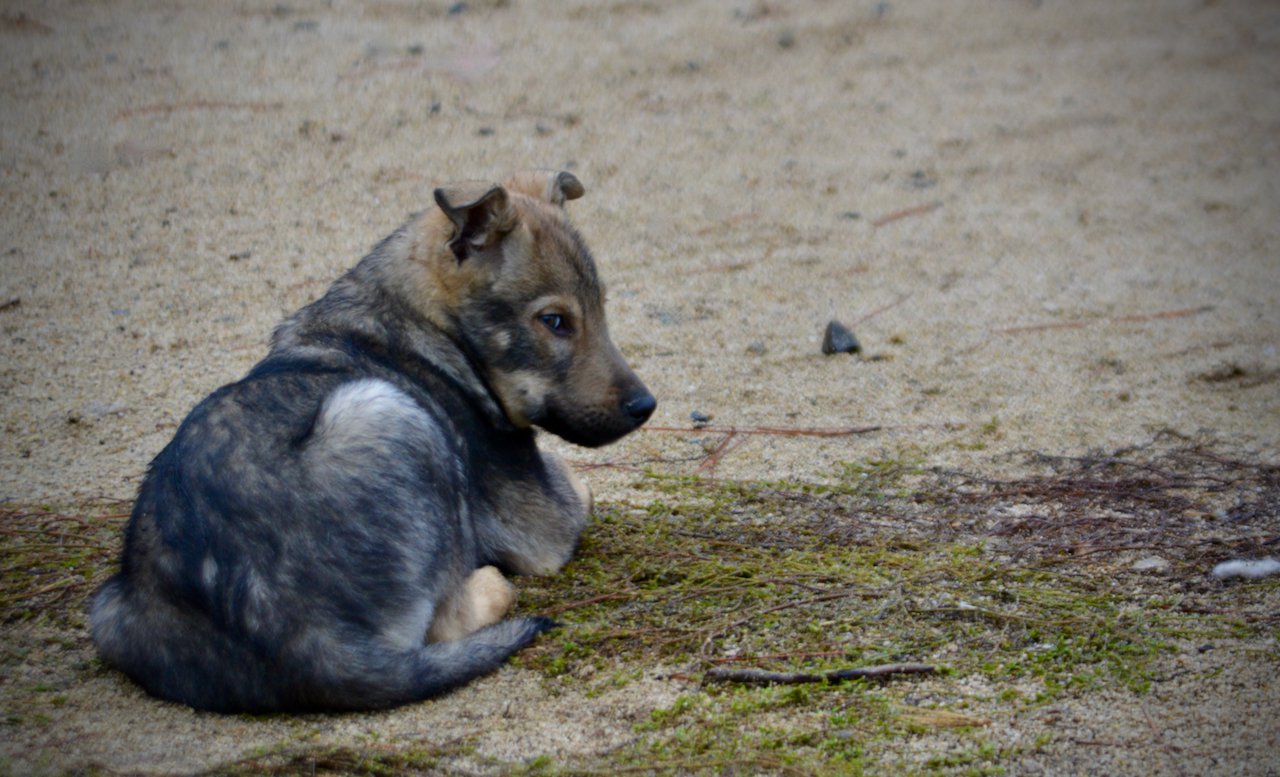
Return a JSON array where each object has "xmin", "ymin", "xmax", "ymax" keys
[{"xmin": 426, "ymin": 566, "xmax": 516, "ymax": 643}]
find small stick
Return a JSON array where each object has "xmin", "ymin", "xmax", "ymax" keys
[
  {"xmin": 1112, "ymin": 305, "xmax": 1214, "ymax": 324},
  {"xmin": 115, "ymin": 100, "xmax": 283, "ymax": 121},
  {"xmin": 704, "ymin": 663, "xmax": 935, "ymax": 686},
  {"xmin": 993, "ymin": 305, "xmax": 1213, "ymax": 336},
  {"xmin": 993, "ymin": 320, "xmax": 1089, "ymax": 336},
  {"xmin": 872, "ymin": 201, "xmax": 941, "ymax": 228},
  {"xmin": 852, "ymin": 293, "xmax": 912, "ymax": 327},
  {"xmin": 643, "ymin": 424, "xmax": 881, "ymax": 438},
  {"xmin": 697, "ymin": 431, "xmax": 745, "ymax": 474}
]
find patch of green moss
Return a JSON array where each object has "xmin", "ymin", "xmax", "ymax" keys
[
  {"xmin": 512, "ymin": 453, "xmax": 1263, "ymax": 775},
  {"xmin": 203, "ymin": 743, "xmax": 451, "ymax": 777},
  {"xmin": 0, "ymin": 500, "xmax": 126, "ymax": 626}
]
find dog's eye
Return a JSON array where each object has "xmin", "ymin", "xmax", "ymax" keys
[{"xmin": 538, "ymin": 313, "xmax": 571, "ymax": 336}]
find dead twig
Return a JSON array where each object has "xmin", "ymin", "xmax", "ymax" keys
[
  {"xmin": 993, "ymin": 305, "xmax": 1213, "ymax": 336},
  {"xmin": 852, "ymin": 293, "xmax": 912, "ymax": 327},
  {"xmin": 115, "ymin": 100, "xmax": 284, "ymax": 121},
  {"xmin": 872, "ymin": 201, "xmax": 941, "ymax": 228},
  {"xmin": 634, "ymin": 423, "xmax": 881, "ymax": 476},
  {"xmin": 703, "ymin": 663, "xmax": 935, "ymax": 686},
  {"xmin": 697, "ymin": 431, "xmax": 747, "ymax": 475},
  {"xmin": 644, "ymin": 424, "xmax": 882, "ymax": 438}
]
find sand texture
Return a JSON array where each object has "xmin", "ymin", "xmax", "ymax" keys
[{"xmin": 2, "ymin": 1, "xmax": 1278, "ymax": 774}]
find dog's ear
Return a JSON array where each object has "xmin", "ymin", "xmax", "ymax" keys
[
  {"xmin": 433, "ymin": 182, "xmax": 517, "ymax": 262},
  {"xmin": 503, "ymin": 170, "xmax": 585, "ymax": 207}
]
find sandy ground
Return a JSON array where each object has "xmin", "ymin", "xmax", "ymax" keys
[{"xmin": 2, "ymin": 0, "xmax": 1278, "ymax": 774}]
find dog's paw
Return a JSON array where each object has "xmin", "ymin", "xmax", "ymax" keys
[
  {"xmin": 468, "ymin": 565, "xmax": 517, "ymax": 624},
  {"xmin": 427, "ymin": 566, "xmax": 517, "ymax": 643}
]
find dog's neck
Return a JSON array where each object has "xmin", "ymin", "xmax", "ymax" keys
[{"xmin": 268, "ymin": 243, "xmax": 516, "ymax": 434}]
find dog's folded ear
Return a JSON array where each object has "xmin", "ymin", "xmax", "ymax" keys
[
  {"xmin": 434, "ymin": 182, "xmax": 517, "ymax": 262},
  {"xmin": 503, "ymin": 170, "xmax": 585, "ymax": 207}
]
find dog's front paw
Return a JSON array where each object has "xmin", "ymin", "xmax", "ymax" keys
[
  {"xmin": 467, "ymin": 565, "xmax": 517, "ymax": 625},
  {"xmin": 427, "ymin": 566, "xmax": 517, "ymax": 643}
]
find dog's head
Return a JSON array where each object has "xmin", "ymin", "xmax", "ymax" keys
[{"xmin": 421, "ymin": 170, "xmax": 655, "ymax": 447}]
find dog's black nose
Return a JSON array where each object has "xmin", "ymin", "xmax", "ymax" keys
[{"xmin": 623, "ymin": 391, "xmax": 657, "ymax": 425}]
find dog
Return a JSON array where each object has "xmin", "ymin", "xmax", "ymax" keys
[{"xmin": 89, "ymin": 170, "xmax": 655, "ymax": 713}]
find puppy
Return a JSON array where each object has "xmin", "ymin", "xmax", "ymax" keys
[{"xmin": 90, "ymin": 170, "xmax": 655, "ymax": 712}]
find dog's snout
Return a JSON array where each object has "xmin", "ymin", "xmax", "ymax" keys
[{"xmin": 622, "ymin": 391, "xmax": 657, "ymax": 425}]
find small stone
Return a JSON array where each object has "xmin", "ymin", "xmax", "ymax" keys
[
  {"xmin": 822, "ymin": 320, "xmax": 861, "ymax": 355},
  {"xmin": 690, "ymin": 410, "xmax": 712, "ymax": 427},
  {"xmin": 1132, "ymin": 556, "xmax": 1170, "ymax": 573},
  {"xmin": 746, "ymin": 341, "xmax": 767, "ymax": 355},
  {"xmin": 1212, "ymin": 558, "xmax": 1280, "ymax": 580},
  {"xmin": 777, "ymin": 29, "xmax": 796, "ymax": 49},
  {"xmin": 910, "ymin": 170, "xmax": 937, "ymax": 189}
]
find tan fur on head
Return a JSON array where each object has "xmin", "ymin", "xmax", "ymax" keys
[
  {"xmin": 485, "ymin": 369, "xmax": 553, "ymax": 428},
  {"xmin": 396, "ymin": 170, "xmax": 653, "ymax": 445}
]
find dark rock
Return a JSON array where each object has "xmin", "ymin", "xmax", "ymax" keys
[{"xmin": 822, "ymin": 320, "xmax": 861, "ymax": 355}]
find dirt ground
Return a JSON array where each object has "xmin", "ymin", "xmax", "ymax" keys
[{"xmin": 2, "ymin": 0, "xmax": 1278, "ymax": 774}]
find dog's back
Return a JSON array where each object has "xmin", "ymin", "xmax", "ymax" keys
[{"xmin": 91, "ymin": 363, "xmax": 552, "ymax": 712}]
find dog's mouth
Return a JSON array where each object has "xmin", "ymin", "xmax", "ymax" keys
[{"xmin": 536, "ymin": 389, "xmax": 656, "ymax": 448}]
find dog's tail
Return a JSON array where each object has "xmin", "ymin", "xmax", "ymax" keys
[
  {"xmin": 93, "ymin": 574, "xmax": 555, "ymax": 712},
  {"xmin": 299, "ymin": 616, "xmax": 558, "ymax": 711}
]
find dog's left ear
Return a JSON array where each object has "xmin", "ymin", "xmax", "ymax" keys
[
  {"xmin": 434, "ymin": 182, "xmax": 517, "ymax": 262},
  {"xmin": 503, "ymin": 170, "xmax": 585, "ymax": 207}
]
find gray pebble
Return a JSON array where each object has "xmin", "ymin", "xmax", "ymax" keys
[{"xmin": 822, "ymin": 320, "xmax": 861, "ymax": 355}]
